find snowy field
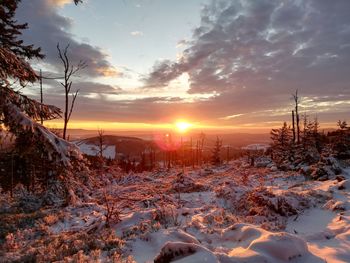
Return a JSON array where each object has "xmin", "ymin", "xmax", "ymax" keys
[
  {"xmin": 76, "ymin": 142, "xmax": 116, "ymax": 159},
  {"xmin": 1, "ymin": 160, "xmax": 350, "ymax": 262}
]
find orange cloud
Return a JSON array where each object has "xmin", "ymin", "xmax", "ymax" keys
[
  {"xmin": 48, "ymin": 0, "xmax": 72, "ymax": 7},
  {"xmin": 97, "ymin": 66, "xmax": 121, "ymax": 77}
]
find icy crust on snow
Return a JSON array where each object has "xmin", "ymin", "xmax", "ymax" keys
[
  {"xmin": 6, "ymin": 103, "xmax": 82, "ymax": 166},
  {"xmin": 218, "ymin": 224, "xmax": 322, "ymax": 262},
  {"xmin": 138, "ymin": 223, "xmax": 323, "ymax": 263},
  {"xmin": 49, "ymin": 203, "xmax": 106, "ymax": 234},
  {"xmin": 154, "ymin": 241, "xmax": 218, "ymax": 263}
]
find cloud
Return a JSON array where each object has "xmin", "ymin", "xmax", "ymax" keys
[
  {"xmin": 220, "ymin": 113, "xmax": 245, "ymax": 120},
  {"xmin": 75, "ymin": 82, "xmax": 123, "ymax": 95},
  {"xmin": 31, "ymin": 79, "xmax": 349, "ymax": 127},
  {"xmin": 130, "ymin": 31, "xmax": 144, "ymax": 37},
  {"xmin": 47, "ymin": 0, "xmax": 72, "ymax": 7},
  {"xmin": 43, "ymin": 80, "xmax": 123, "ymax": 96},
  {"xmin": 176, "ymin": 39, "xmax": 189, "ymax": 49},
  {"xmin": 18, "ymin": 0, "xmax": 350, "ymax": 127},
  {"xmin": 144, "ymin": 0, "xmax": 350, "ymax": 123},
  {"xmin": 16, "ymin": 0, "xmax": 119, "ymax": 77}
]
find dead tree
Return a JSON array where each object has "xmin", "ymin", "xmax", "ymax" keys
[
  {"xmin": 292, "ymin": 110, "xmax": 296, "ymax": 143},
  {"xmin": 292, "ymin": 90, "xmax": 301, "ymax": 143},
  {"xmin": 190, "ymin": 137, "xmax": 194, "ymax": 168},
  {"xmin": 57, "ymin": 43, "xmax": 87, "ymax": 140},
  {"xmin": 39, "ymin": 69, "xmax": 43, "ymax": 124},
  {"xmin": 196, "ymin": 132, "xmax": 206, "ymax": 167},
  {"xmin": 97, "ymin": 129, "xmax": 108, "ymax": 159},
  {"xmin": 103, "ymin": 189, "xmax": 121, "ymax": 227},
  {"xmin": 226, "ymin": 145, "xmax": 230, "ymax": 164}
]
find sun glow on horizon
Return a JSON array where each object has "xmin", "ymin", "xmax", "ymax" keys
[
  {"xmin": 175, "ymin": 121, "xmax": 193, "ymax": 133},
  {"xmin": 44, "ymin": 119, "xmax": 312, "ymax": 134}
]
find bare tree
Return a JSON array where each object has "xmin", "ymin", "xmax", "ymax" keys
[
  {"xmin": 97, "ymin": 129, "xmax": 108, "ymax": 159},
  {"xmin": 292, "ymin": 90, "xmax": 301, "ymax": 143},
  {"xmin": 196, "ymin": 132, "xmax": 205, "ymax": 167},
  {"xmin": 57, "ymin": 43, "xmax": 87, "ymax": 140},
  {"xmin": 292, "ymin": 110, "xmax": 296, "ymax": 143},
  {"xmin": 103, "ymin": 189, "xmax": 121, "ymax": 227}
]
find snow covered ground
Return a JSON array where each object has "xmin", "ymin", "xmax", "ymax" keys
[
  {"xmin": 76, "ymin": 142, "xmax": 116, "ymax": 159},
  {"xmin": 1, "ymin": 161, "xmax": 350, "ymax": 262},
  {"xmin": 241, "ymin": 143, "xmax": 270, "ymax": 152}
]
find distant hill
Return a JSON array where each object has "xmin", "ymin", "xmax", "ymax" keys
[
  {"xmin": 74, "ymin": 132, "xmax": 271, "ymax": 159},
  {"xmin": 75, "ymin": 135, "xmax": 155, "ymax": 158},
  {"xmin": 200, "ymin": 133, "xmax": 270, "ymax": 148}
]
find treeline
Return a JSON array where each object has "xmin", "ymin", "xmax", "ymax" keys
[
  {"xmin": 270, "ymin": 91, "xmax": 350, "ymax": 171},
  {"xmin": 85, "ymin": 134, "xmax": 242, "ymax": 173}
]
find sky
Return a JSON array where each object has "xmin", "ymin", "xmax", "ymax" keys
[{"xmin": 16, "ymin": 0, "xmax": 350, "ymax": 132}]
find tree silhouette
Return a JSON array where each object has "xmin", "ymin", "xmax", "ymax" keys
[
  {"xmin": 0, "ymin": 0, "xmax": 82, "ymax": 169},
  {"xmin": 57, "ymin": 43, "xmax": 86, "ymax": 140},
  {"xmin": 211, "ymin": 136, "xmax": 222, "ymax": 166},
  {"xmin": 292, "ymin": 90, "xmax": 301, "ymax": 143}
]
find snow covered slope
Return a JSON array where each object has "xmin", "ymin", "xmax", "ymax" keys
[
  {"xmin": 1, "ymin": 161, "xmax": 350, "ymax": 262},
  {"xmin": 77, "ymin": 142, "xmax": 116, "ymax": 159}
]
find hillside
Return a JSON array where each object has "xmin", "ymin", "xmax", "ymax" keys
[
  {"xmin": 76, "ymin": 135, "xmax": 156, "ymax": 158},
  {"xmin": 1, "ymin": 159, "xmax": 350, "ymax": 262}
]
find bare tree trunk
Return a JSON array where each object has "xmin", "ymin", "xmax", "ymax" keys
[
  {"xmin": 167, "ymin": 151, "xmax": 171, "ymax": 169},
  {"xmin": 292, "ymin": 110, "xmax": 296, "ymax": 143},
  {"xmin": 57, "ymin": 43, "xmax": 86, "ymax": 140},
  {"xmin": 63, "ymin": 85, "xmax": 69, "ymax": 139},
  {"xmin": 196, "ymin": 140, "xmax": 199, "ymax": 166},
  {"xmin": 11, "ymin": 153, "xmax": 14, "ymax": 198},
  {"xmin": 227, "ymin": 146, "xmax": 230, "ymax": 164},
  {"xmin": 163, "ymin": 151, "xmax": 166, "ymax": 169},
  {"xmin": 191, "ymin": 137, "xmax": 194, "ymax": 168},
  {"xmin": 293, "ymin": 90, "xmax": 300, "ymax": 143},
  {"xmin": 181, "ymin": 136, "xmax": 184, "ymax": 172},
  {"xmin": 39, "ymin": 69, "xmax": 43, "ymax": 125},
  {"xmin": 296, "ymin": 109, "xmax": 300, "ymax": 143},
  {"xmin": 98, "ymin": 129, "xmax": 106, "ymax": 159}
]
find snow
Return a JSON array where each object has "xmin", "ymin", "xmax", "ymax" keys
[
  {"xmin": 286, "ymin": 208, "xmax": 336, "ymax": 237},
  {"xmin": 242, "ymin": 143, "xmax": 270, "ymax": 151},
  {"xmin": 155, "ymin": 242, "xmax": 218, "ymax": 263},
  {"xmin": 2, "ymin": 159, "xmax": 350, "ymax": 262},
  {"xmin": 5, "ymin": 102, "xmax": 82, "ymax": 166},
  {"xmin": 77, "ymin": 142, "xmax": 116, "ymax": 159}
]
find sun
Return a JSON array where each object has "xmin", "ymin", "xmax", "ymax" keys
[{"xmin": 175, "ymin": 121, "xmax": 193, "ymax": 133}]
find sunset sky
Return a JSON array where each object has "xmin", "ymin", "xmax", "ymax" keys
[{"xmin": 17, "ymin": 0, "xmax": 350, "ymax": 132}]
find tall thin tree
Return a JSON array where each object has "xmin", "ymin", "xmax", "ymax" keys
[
  {"xmin": 292, "ymin": 110, "xmax": 296, "ymax": 143},
  {"xmin": 57, "ymin": 43, "xmax": 87, "ymax": 140},
  {"xmin": 97, "ymin": 128, "xmax": 108, "ymax": 159},
  {"xmin": 292, "ymin": 90, "xmax": 301, "ymax": 143}
]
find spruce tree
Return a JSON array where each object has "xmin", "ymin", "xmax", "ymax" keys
[
  {"xmin": 211, "ymin": 136, "xmax": 222, "ymax": 166},
  {"xmin": 270, "ymin": 122, "xmax": 293, "ymax": 165},
  {"xmin": 0, "ymin": 1, "xmax": 81, "ymax": 168}
]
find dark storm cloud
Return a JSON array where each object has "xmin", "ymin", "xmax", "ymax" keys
[
  {"xmin": 16, "ymin": 0, "xmax": 118, "ymax": 77},
  {"xmin": 145, "ymin": 0, "xmax": 350, "ymax": 122}
]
